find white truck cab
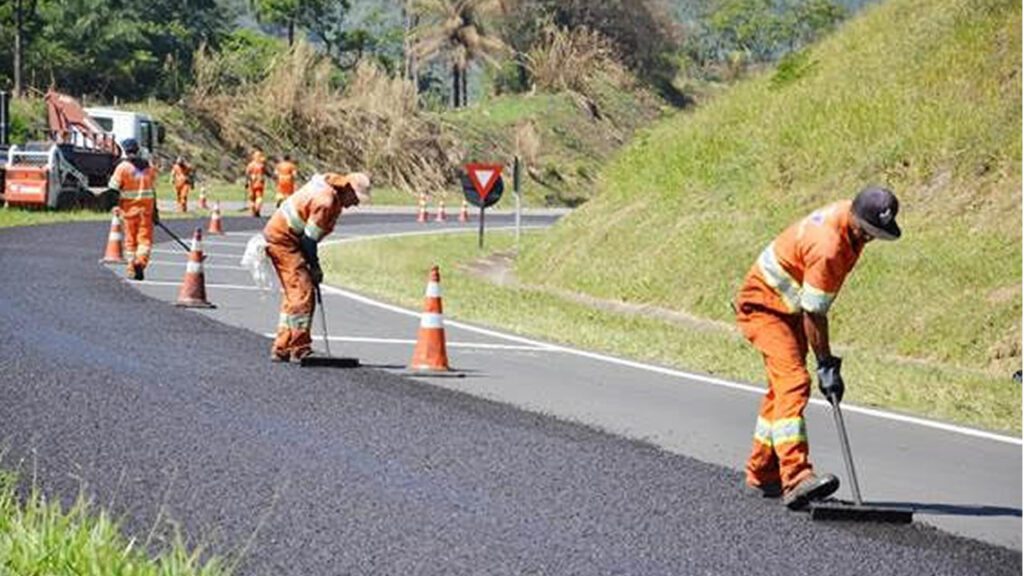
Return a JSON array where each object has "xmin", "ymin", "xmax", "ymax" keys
[{"xmin": 84, "ymin": 107, "xmax": 164, "ymax": 155}]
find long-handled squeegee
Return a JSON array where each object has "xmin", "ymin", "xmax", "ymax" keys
[
  {"xmin": 299, "ymin": 284, "xmax": 360, "ymax": 368},
  {"xmin": 809, "ymin": 394, "xmax": 914, "ymax": 523}
]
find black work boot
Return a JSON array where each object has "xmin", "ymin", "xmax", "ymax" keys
[
  {"xmin": 745, "ymin": 480, "xmax": 783, "ymax": 499},
  {"xmin": 783, "ymin": 473, "xmax": 840, "ymax": 510}
]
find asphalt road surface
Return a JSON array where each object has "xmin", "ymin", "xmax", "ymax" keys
[{"xmin": 0, "ymin": 212, "xmax": 1020, "ymax": 575}]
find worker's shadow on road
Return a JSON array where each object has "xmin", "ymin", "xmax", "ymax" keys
[{"xmin": 878, "ymin": 501, "xmax": 1021, "ymax": 518}]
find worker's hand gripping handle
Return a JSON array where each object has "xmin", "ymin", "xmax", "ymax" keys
[{"xmin": 817, "ymin": 355, "xmax": 844, "ymax": 404}]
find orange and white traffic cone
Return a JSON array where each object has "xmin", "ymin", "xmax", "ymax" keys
[
  {"xmin": 416, "ymin": 193, "xmax": 429, "ymax": 223},
  {"xmin": 458, "ymin": 199, "xmax": 470, "ymax": 223},
  {"xmin": 100, "ymin": 207, "xmax": 125, "ymax": 263},
  {"xmin": 207, "ymin": 201, "xmax": 224, "ymax": 235},
  {"xmin": 176, "ymin": 228, "xmax": 215, "ymax": 308},
  {"xmin": 409, "ymin": 265, "xmax": 451, "ymax": 372},
  {"xmin": 198, "ymin": 186, "xmax": 209, "ymax": 210},
  {"xmin": 435, "ymin": 199, "xmax": 447, "ymax": 222}
]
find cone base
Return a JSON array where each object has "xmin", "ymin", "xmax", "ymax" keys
[
  {"xmin": 175, "ymin": 299, "xmax": 216, "ymax": 309},
  {"xmin": 100, "ymin": 257, "xmax": 126, "ymax": 264},
  {"xmin": 407, "ymin": 366, "xmax": 464, "ymax": 378}
]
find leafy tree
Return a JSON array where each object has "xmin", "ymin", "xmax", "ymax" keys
[{"xmin": 410, "ymin": 0, "xmax": 506, "ymax": 108}]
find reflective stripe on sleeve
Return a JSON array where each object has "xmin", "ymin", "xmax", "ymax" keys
[
  {"xmin": 772, "ymin": 417, "xmax": 807, "ymax": 445},
  {"xmin": 280, "ymin": 199, "xmax": 305, "ymax": 234},
  {"xmin": 304, "ymin": 222, "xmax": 325, "ymax": 241},
  {"xmin": 754, "ymin": 416, "xmax": 773, "ymax": 447},
  {"xmin": 800, "ymin": 283, "xmax": 836, "ymax": 314},
  {"xmin": 107, "ymin": 176, "xmax": 122, "ymax": 191},
  {"xmin": 756, "ymin": 242, "xmax": 802, "ymax": 313}
]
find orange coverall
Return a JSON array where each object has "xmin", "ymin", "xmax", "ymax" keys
[
  {"xmin": 246, "ymin": 157, "xmax": 268, "ymax": 217},
  {"xmin": 171, "ymin": 161, "xmax": 192, "ymax": 212},
  {"xmin": 735, "ymin": 200, "xmax": 863, "ymax": 492},
  {"xmin": 108, "ymin": 159, "xmax": 159, "ymax": 277},
  {"xmin": 263, "ymin": 173, "xmax": 349, "ymax": 360},
  {"xmin": 274, "ymin": 160, "xmax": 298, "ymax": 206}
]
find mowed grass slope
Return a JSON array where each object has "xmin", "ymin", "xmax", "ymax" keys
[{"xmin": 512, "ymin": 0, "xmax": 1020, "ymax": 428}]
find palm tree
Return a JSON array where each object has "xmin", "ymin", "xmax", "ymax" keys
[{"xmin": 409, "ymin": 0, "xmax": 506, "ymax": 108}]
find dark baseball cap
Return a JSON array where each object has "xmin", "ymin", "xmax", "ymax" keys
[{"xmin": 852, "ymin": 186, "xmax": 901, "ymax": 240}]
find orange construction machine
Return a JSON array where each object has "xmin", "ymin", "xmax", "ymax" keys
[{"xmin": 1, "ymin": 90, "xmax": 160, "ymax": 210}]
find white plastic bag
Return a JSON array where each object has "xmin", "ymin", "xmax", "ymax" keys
[{"xmin": 240, "ymin": 233, "xmax": 275, "ymax": 292}]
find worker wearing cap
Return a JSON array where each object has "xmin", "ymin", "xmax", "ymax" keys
[
  {"xmin": 735, "ymin": 186, "xmax": 901, "ymax": 510},
  {"xmin": 263, "ymin": 172, "xmax": 371, "ymax": 362},
  {"xmin": 108, "ymin": 138, "xmax": 159, "ymax": 281},
  {"xmin": 246, "ymin": 150, "xmax": 270, "ymax": 217},
  {"xmin": 274, "ymin": 154, "xmax": 298, "ymax": 207},
  {"xmin": 170, "ymin": 156, "xmax": 193, "ymax": 212}
]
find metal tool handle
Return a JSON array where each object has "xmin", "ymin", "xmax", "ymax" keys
[
  {"xmin": 315, "ymin": 285, "xmax": 331, "ymax": 357},
  {"xmin": 829, "ymin": 394, "xmax": 863, "ymax": 505},
  {"xmin": 156, "ymin": 220, "xmax": 192, "ymax": 252}
]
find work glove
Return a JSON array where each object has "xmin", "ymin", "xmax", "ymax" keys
[
  {"xmin": 309, "ymin": 263, "xmax": 324, "ymax": 286},
  {"xmin": 152, "ymin": 203, "xmax": 160, "ymax": 225},
  {"xmin": 817, "ymin": 355, "xmax": 844, "ymax": 404}
]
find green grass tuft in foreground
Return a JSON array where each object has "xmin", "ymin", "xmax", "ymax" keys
[
  {"xmin": 0, "ymin": 470, "xmax": 226, "ymax": 575},
  {"xmin": 323, "ymin": 231, "xmax": 1020, "ymax": 434}
]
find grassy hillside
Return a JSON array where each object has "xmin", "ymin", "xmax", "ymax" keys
[{"xmin": 518, "ymin": 0, "xmax": 1021, "ymax": 406}]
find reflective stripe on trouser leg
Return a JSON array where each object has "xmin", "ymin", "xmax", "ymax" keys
[
  {"xmin": 746, "ymin": 392, "xmax": 781, "ymax": 486},
  {"xmin": 739, "ymin": 308, "xmax": 813, "ymax": 491},
  {"xmin": 267, "ymin": 240, "xmax": 315, "ymax": 358}
]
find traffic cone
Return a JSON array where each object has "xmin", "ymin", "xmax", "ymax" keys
[
  {"xmin": 409, "ymin": 265, "xmax": 451, "ymax": 372},
  {"xmin": 416, "ymin": 193, "xmax": 429, "ymax": 223},
  {"xmin": 198, "ymin": 186, "xmax": 209, "ymax": 210},
  {"xmin": 207, "ymin": 201, "xmax": 224, "ymax": 235},
  {"xmin": 435, "ymin": 199, "xmax": 447, "ymax": 222},
  {"xmin": 458, "ymin": 199, "xmax": 470, "ymax": 223},
  {"xmin": 100, "ymin": 207, "xmax": 125, "ymax": 263},
  {"xmin": 176, "ymin": 228, "xmax": 215, "ymax": 308}
]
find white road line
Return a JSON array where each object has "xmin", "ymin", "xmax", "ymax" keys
[
  {"xmin": 320, "ymin": 225, "xmax": 548, "ymax": 247},
  {"xmin": 317, "ymin": 284, "xmax": 1022, "ymax": 446},
  {"xmin": 148, "ymin": 260, "xmax": 249, "ymax": 271},
  {"xmin": 133, "ymin": 280, "xmax": 267, "ymax": 292},
  {"xmin": 141, "ymin": 251, "xmax": 1022, "ymax": 446},
  {"xmin": 261, "ymin": 333, "xmax": 550, "ymax": 351}
]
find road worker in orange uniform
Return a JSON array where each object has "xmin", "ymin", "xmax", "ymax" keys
[
  {"xmin": 108, "ymin": 138, "xmax": 159, "ymax": 281},
  {"xmin": 263, "ymin": 172, "xmax": 371, "ymax": 362},
  {"xmin": 274, "ymin": 154, "xmax": 298, "ymax": 207},
  {"xmin": 735, "ymin": 186, "xmax": 901, "ymax": 510},
  {"xmin": 170, "ymin": 156, "xmax": 193, "ymax": 212},
  {"xmin": 245, "ymin": 150, "xmax": 270, "ymax": 217}
]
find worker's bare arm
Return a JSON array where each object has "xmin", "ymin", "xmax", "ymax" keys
[{"xmin": 803, "ymin": 311, "xmax": 831, "ymax": 362}]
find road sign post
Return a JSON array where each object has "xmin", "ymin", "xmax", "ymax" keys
[{"xmin": 462, "ymin": 163, "xmax": 504, "ymax": 249}]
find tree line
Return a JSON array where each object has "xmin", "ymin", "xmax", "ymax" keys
[{"xmin": 0, "ymin": 0, "xmax": 850, "ymax": 106}]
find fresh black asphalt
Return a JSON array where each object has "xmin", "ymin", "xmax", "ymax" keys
[{"xmin": 0, "ymin": 217, "xmax": 1019, "ymax": 575}]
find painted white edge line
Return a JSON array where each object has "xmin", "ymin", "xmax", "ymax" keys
[
  {"xmin": 317, "ymin": 283, "xmax": 1021, "ymax": 446},
  {"xmin": 320, "ymin": 225, "xmax": 548, "ymax": 247},
  {"xmin": 132, "ymin": 280, "xmax": 267, "ymax": 291},
  {"xmin": 145, "ymin": 231, "xmax": 1022, "ymax": 447},
  {"xmin": 148, "ymin": 260, "xmax": 248, "ymax": 271},
  {"xmin": 260, "ymin": 333, "xmax": 551, "ymax": 351}
]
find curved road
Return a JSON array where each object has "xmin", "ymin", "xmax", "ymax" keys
[{"xmin": 0, "ymin": 214, "xmax": 1019, "ymax": 575}]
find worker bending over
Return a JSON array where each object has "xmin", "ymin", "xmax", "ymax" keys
[
  {"xmin": 263, "ymin": 172, "xmax": 371, "ymax": 362},
  {"xmin": 246, "ymin": 150, "xmax": 270, "ymax": 218},
  {"xmin": 274, "ymin": 154, "xmax": 298, "ymax": 207},
  {"xmin": 108, "ymin": 138, "xmax": 159, "ymax": 281},
  {"xmin": 734, "ymin": 186, "xmax": 901, "ymax": 510},
  {"xmin": 170, "ymin": 156, "xmax": 194, "ymax": 212}
]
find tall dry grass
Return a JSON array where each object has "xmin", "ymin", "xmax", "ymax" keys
[{"xmin": 188, "ymin": 41, "xmax": 458, "ymax": 194}]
